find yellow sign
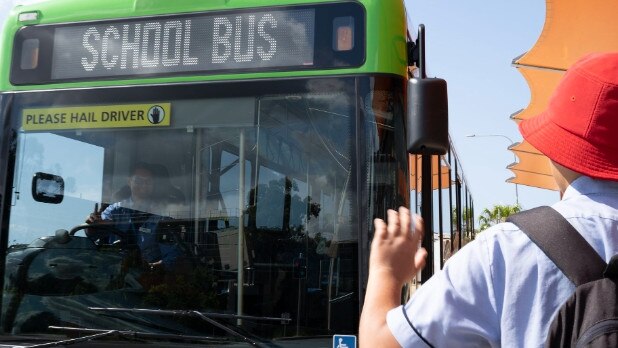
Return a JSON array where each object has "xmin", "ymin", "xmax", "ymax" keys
[{"xmin": 22, "ymin": 103, "xmax": 171, "ymax": 131}]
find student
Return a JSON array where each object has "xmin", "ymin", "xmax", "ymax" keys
[{"xmin": 360, "ymin": 52, "xmax": 618, "ymax": 346}]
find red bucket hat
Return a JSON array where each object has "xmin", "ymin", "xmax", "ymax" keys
[{"xmin": 519, "ymin": 52, "xmax": 618, "ymax": 180}]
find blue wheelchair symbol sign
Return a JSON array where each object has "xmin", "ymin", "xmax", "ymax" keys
[{"xmin": 333, "ymin": 334, "xmax": 357, "ymax": 348}]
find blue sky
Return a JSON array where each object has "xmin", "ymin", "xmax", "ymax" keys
[
  {"xmin": 404, "ymin": 0, "xmax": 559, "ymax": 220},
  {"xmin": 0, "ymin": 0, "xmax": 560, "ymax": 224}
]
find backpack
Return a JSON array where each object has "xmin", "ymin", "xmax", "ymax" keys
[{"xmin": 507, "ymin": 206, "xmax": 618, "ymax": 348}]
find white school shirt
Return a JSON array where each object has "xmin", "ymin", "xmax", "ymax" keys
[{"xmin": 386, "ymin": 176, "xmax": 618, "ymax": 347}]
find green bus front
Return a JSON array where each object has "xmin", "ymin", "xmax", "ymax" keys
[{"xmin": 0, "ymin": 0, "xmax": 410, "ymax": 346}]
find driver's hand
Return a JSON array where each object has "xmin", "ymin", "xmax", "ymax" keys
[
  {"xmin": 86, "ymin": 202, "xmax": 105, "ymax": 224},
  {"xmin": 85, "ymin": 212, "xmax": 101, "ymax": 224},
  {"xmin": 147, "ymin": 260, "xmax": 163, "ymax": 272}
]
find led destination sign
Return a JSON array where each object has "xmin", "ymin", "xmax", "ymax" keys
[
  {"xmin": 50, "ymin": 9, "xmax": 315, "ymax": 80},
  {"xmin": 11, "ymin": 3, "xmax": 365, "ymax": 85}
]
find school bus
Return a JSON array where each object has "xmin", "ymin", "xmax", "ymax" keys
[{"xmin": 0, "ymin": 0, "xmax": 474, "ymax": 346}]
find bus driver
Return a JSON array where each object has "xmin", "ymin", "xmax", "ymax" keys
[{"xmin": 85, "ymin": 162, "xmax": 182, "ymax": 271}]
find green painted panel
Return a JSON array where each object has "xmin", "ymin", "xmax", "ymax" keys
[{"xmin": 0, "ymin": 0, "xmax": 408, "ymax": 90}]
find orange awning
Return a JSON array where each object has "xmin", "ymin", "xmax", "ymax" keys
[
  {"xmin": 510, "ymin": 67, "xmax": 563, "ymax": 122},
  {"xmin": 409, "ymin": 155, "xmax": 450, "ymax": 191},
  {"xmin": 508, "ymin": 142, "xmax": 558, "ymax": 190},
  {"xmin": 509, "ymin": 0, "xmax": 618, "ymax": 190}
]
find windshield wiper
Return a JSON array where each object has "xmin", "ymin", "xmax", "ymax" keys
[
  {"xmin": 88, "ymin": 307, "xmax": 285, "ymax": 347},
  {"xmin": 25, "ymin": 326, "xmax": 236, "ymax": 347},
  {"xmin": 23, "ymin": 329, "xmax": 117, "ymax": 347},
  {"xmin": 89, "ymin": 307, "xmax": 292, "ymax": 324}
]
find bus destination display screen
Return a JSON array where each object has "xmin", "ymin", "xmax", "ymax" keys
[
  {"xmin": 50, "ymin": 9, "xmax": 315, "ymax": 80},
  {"xmin": 11, "ymin": 2, "xmax": 365, "ymax": 85}
]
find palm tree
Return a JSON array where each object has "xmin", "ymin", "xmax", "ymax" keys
[
  {"xmin": 451, "ymin": 206, "xmax": 475, "ymax": 249},
  {"xmin": 478, "ymin": 204, "xmax": 522, "ymax": 231},
  {"xmin": 452, "ymin": 207, "xmax": 474, "ymax": 232}
]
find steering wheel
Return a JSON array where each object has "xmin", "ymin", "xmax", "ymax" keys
[{"xmin": 69, "ymin": 223, "xmax": 135, "ymax": 248}]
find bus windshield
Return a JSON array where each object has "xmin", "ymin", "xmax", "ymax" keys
[{"xmin": 0, "ymin": 76, "xmax": 406, "ymax": 344}]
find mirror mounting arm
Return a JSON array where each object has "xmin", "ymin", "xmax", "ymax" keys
[{"xmin": 407, "ymin": 24, "xmax": 426, "ymax": 79}]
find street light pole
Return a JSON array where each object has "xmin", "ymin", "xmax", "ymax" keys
[{"xmin": 466, "ymin": 134, "xmax": 520, "ymax": 206}]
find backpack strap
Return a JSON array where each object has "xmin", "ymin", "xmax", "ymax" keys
[{"xmin": 506, "ymin": 206, "xmax": 606, "ymax": 286}]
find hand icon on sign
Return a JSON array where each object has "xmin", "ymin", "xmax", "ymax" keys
[{"xmin": 147, "ymin": 106, "xmax": 165, "ymax": 125}]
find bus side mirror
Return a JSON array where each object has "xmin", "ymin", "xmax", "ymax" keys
[
  {"xmin": 32, "ymin": 172, "xmax": 64, "ymax": 204},
  {"xmin": 406, "ymin": 77, "xmax": 449, "ymax": 155}
]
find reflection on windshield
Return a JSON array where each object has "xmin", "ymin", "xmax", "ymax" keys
[
  {"xmin": 3, "ymin": 85, "xmax": 360, "ymax": 343},
  {"xmin": 9, "ymin": 132, "xmax": 104, "ymax": 245}
]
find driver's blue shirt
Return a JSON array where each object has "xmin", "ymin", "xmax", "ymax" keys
[{"xmin": 98, "ymin": 199, "xmax": 182, "ymax": 269}]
